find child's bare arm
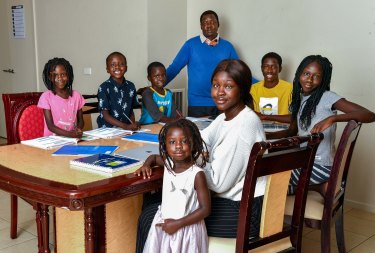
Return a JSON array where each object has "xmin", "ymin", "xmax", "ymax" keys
[
  {"xmin": 134, "ymin": 154, "xmax": 164, "ymax": 179},
  {"xmin": 156, "ymin": 171, "xmax": 211, "ymax": 235},
  {"xmin": 43, "ymin": 109, "xmax": 83, "ymax": 138},
  {"xmin": 260, "ymin": 114, "xmax": 292, "ymax": 123},
  {"xmin": 76, "ymin": 109, "xmax": 84, "ymax": 129},
  {"xmin": 311, "ymin": 98, "xmax": 375, "ymax": 133}
]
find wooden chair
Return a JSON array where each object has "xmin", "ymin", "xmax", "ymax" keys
[
  {"xmin": 82, "ymin": 94, "xmax": 99, "ymax": 131},
  {"xmin": 208, "ymin": 133, "xmax": 323, "ymax": 253},
  {"xmin": 2, "ymin": 92, "xmax": 44, "ymax": 239},
  {"xmin": 285, "ymin": 120, "xmax": 362, "ymax": 253}
]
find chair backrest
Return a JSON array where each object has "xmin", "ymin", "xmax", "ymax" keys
[
  {"xmin": 82, "ymin": 94, "xmax": 99, "ymax": 114},
  {"xmin": 324, "ymin": 120, "xmax": 361, "ymax": 217},
  {"xmin": 82, "ymin": 94, "xmax": 99, "ymax": 131},
  {"xmin": 236, "ymin": 133, "xmax": 323, "ymax": 253},
  {"xmin": 2, "ymin": 92, "xmax": 44, "ymax": 145}
]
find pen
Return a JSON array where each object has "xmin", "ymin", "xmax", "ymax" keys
[
  {"xmin": 176, "ymin": 109, "xmax": 183, "ymax": 118},
  {"xmin": 123, "ymin": 113, "xmax": 134, "ymax": 125}
]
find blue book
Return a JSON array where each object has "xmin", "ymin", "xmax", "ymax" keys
[
  {"xmin": 52, "ymin": 145, "xmax": 118, "ymax": 156},
  {"xmin": 70, "ymin": 154, "xmax": 142, "ymax": 174},
  {"xmin": 122, "ymin": 133, "xmax": 159, "ymax": 144}
]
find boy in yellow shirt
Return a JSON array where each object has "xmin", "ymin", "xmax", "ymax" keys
[{"xmin": 251, "ymin": 52, "xmax": 292, "ymax": 123}]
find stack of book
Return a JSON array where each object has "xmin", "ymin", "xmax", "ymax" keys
[{"xmin": 21, "ymin": 136, "xmax": 79, "ymax": 150}]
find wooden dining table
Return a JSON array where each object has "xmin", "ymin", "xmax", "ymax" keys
[{"xmin": 0, "ymin": 124, "xmax": 163, "ymax": 253}]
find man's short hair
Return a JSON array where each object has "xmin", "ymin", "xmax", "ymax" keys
[{"xmin": 200, "ymin": 10, "xmax": 219, "ymax": 26}]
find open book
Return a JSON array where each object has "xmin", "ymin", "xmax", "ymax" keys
[
  {"xmin": 83, "ymin": 128, "xmax": 133, "ymax": 139},
  {"xmin": 185, "ymin": 117, "xmax": 213, "ymax": 130},
  {"xmin": 70, "ymin": 153, "xmax": 142, "ymax": 175},
  {"xmin": 21, "ymin": 136, "xmax": 79, "ymax": 150}
]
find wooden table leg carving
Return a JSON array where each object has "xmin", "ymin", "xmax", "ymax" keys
[
  {"xmin": 85, "ymin": 208, "xmax": 95, "ymax": 253},
  {"xmin": 35, "ymin": 203, "xmax": 50, "ymax": 253}
]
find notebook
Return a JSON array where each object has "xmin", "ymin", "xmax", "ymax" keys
[
  {"xmin": 122, "ymin": 133, "xmax": 159, "ymax": 144},
  {"xmin": 185, "ymin": 117, "xmax": 213, "ymax": 130},
  {"xmin": 52, "ymin": 145, "xmax": 118, "ymax": 156},
  {"xmin": 83, "ymin": 128, "xmax": 132, "ymax": 139},
  {"xmin": 116, "ymin": 144, "xmax": 159, "ymax": 161},
  {"xmin": 70, "ymin": 154, "xmax": 142, "ymax": 174},
  {"xmin": 21, "ymin": 136, "xmax": 79, "ymax": 150}
]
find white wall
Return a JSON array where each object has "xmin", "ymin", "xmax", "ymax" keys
[
  {"xmin": 187, "ymin": 0, "xmax": 375, "ymax": 211},
  {"xmin": 34, "ymin": 0, "xmax": 148, "ymax": 95},
  {"xmin": 147, "ymin": 0, "xmax": 187, "ymax": 90}
]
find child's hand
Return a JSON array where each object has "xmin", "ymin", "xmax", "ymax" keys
[
  {"xmin": 134, "ymin": 165, "xmax": 153, "ymax": 179},
  {"xmin": 310, "ymin": 116, "xmax": 334, "ymax": 133},
  {"xmin": 68, "ymin": 128, "xmax": 83, "ymax": 138},
  {"xmin": 156, "ymin": 219, "xmax": 180, "ymax": 235},
  {"xmin": 124, "ymin": 122, "xmax": 140, "ymax": 131}
]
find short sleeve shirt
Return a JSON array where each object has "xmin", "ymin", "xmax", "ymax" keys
[
  {"xmin": 97, "ymin": 77, "xmax": 139, "ymax": 127},
  {"xmin": 37, "ymin": 90, "xmax": 85, "ymax": 136},
  {"xmin": 298, "ymin": 91, "xmax": 343, "ymax": 166}
]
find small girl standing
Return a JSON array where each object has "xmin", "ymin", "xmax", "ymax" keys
[
  {"xmin": 267, "ymin": 55, "xmax": 375, "ymax": 189},
  {"xmin": 38, "ymin": 57, "xmax": 85, "ymax": 138},
  {"xmin": 136, "ymin": 119, "xmax": 210, "ymax": 253}
]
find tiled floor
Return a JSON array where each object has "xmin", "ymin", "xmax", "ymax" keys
[{"xmin": 0, "ymin": 193, "xmax": 374, "ymax": 253}]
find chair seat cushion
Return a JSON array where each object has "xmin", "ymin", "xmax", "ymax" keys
[
  {"xmin": 285, "ymin": 191, "xmax": 324, "ymax": 220},
  {"xmin": 208, "ymin": 236, "xmax": 292, "ymax": 253},
  {"xmin": 18, "ymin": 105, "xmax": 44, "ymax": 141}
]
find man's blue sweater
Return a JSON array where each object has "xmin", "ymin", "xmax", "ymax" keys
[{"xmin": 166, "ymin": 36, "xmax": 239, "ymax": 107}]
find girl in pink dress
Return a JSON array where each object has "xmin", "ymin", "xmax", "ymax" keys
[
  {"xmin": 136, "ymin": 118, "xmax": 210, "ymax": 253},
  {"xmin": 38, "ymin": 57, "xmax": 85, "ymax": 138}
]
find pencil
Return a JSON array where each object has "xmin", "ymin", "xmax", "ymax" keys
[
  {"xmin": 123, "ymin": 113, "xmax": 134, "ymax": 124},
  {"xmin": 176, "ymin": 109, "xmax": 183, "ymax": 118}
]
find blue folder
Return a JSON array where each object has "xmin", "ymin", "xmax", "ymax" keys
[
  {"xmin": 122, "ymin": 133, "xmax": 159, "ymax": 144},
  {"xmin": 52, "ymin": 145, "xmax": 118, "ymax": 156}
]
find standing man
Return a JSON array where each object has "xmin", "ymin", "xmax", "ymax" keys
[{"xmin": 166, "ymin": 10, "xmax": 239, "ymax": 117}]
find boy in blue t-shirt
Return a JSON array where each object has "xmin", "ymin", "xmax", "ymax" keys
[
  {"xmin": 97, "ymin": 51, "xmax": 140, "ymax": 130},
  {"xmin": 139, "ymin": 62, "xmax": 179, "ymax": 125}
]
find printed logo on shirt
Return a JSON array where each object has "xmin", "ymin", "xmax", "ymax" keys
[{"xmin": 259, "ymin": 97, "xmax": 279, "ymax": 115}]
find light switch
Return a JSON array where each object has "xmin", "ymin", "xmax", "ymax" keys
[{"xmin": 83, "ymin": 67, "xmax": 92, "ymax": 75}]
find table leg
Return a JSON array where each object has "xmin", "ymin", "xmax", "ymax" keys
[
  {"xmin": 85, "ymin": 208, "xmax": 95, "ymax": 253},
  {"xmin": 35, "ymin": 203, "xmax": 50, "ymax": 253}
]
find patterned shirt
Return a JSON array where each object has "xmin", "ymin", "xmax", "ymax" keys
[{"xmin": 96, "ymin": 77, "xmax": 139, "ymax": 127}]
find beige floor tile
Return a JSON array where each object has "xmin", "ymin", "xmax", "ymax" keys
[
  {"xmin": 344, "ymin": 214, "xmax": 375, "ymax": 237},
  {"xmin": 347, "ymin": 208, "xmax": 375, "ymax": 222},
  {"xmin": 0, "ymin": 238, "xmax": 55, "ymax": 253},
  {"xmin": 350, "ymin": 236, "xmax": 375, "ymax": 252},
  {"xmin": 0, "ymin": 227, "xmax": 35, "ymax": 250},
  {"xmin": 0, "ymin": 219, "xmax": 9, "ymax": 231},
  {"xmin": 304, "ymin": 227, "xmax": 368, "ymax": 251},
  {"xmin": 18, "ymin": 216, "xmax": 55, "ymax": 243},
  {"xmin": 0, "ymin": 194, "xmax": 35, "ymax": 217},
  {"xmin": 301, "ymin": 237, "xmax": 340, "ymax": 253}
]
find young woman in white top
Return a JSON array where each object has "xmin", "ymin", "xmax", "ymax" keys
[{"xmin": 135, "ymin": 59, "xmax": 266, "ymax": 252}]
